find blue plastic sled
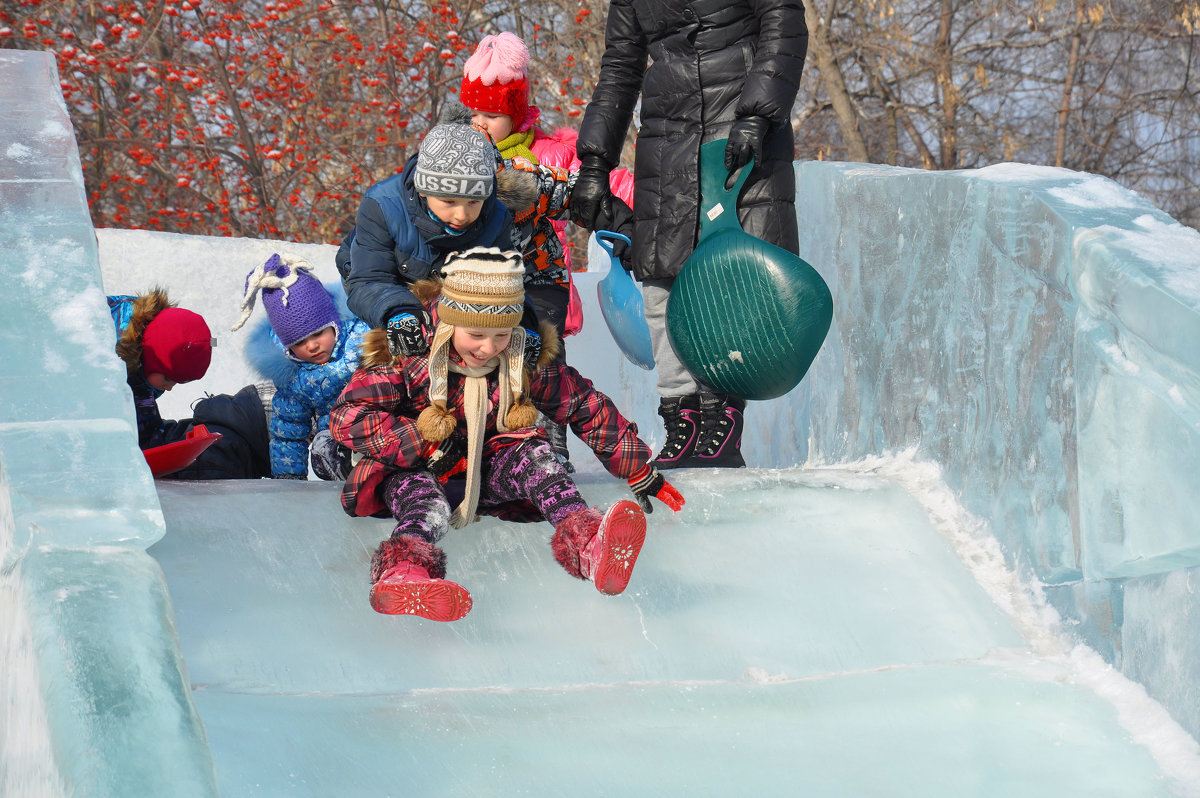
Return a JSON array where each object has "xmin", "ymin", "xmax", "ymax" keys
[{"xmin": 595, "ymin": 230, "xmax": 655, "ymax": 370}]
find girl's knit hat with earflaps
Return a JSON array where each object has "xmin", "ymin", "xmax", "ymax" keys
[{"xmin": 417, "ymin": 247, "xmax": 539, "ymax": 528}]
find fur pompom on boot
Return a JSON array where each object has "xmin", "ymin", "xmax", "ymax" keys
[
  {"xmin": 551, "ymin": 507, "xmax": 603, "ymax": 579},
  {"xmin": 369, "ymin": 534, "xmax": 471, "ymax": 621},
  {"xmin": 551, "ymin": 501, "xmax": 647, "ymax": 595},
  {"xmin": 370, "ymin": 533, "xmax": 448, "ymax": 582}
]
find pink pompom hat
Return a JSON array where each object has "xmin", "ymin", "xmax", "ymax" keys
[{"xmin": 460, "ymin": 32, "xmax": 532, "ymax": 130}]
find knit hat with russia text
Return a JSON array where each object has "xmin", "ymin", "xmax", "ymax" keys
[
  {"xmin": 414, "ymin": 118, "xmax": 495, "ymax": 200},
  {"xmin": 142, "ymin": 307, "xmax": 213, "ymax": 383}
]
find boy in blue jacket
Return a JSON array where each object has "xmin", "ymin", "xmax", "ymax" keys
[{"xmin": 338, "ymin": 102, "xmax": 519, "ymax": 357}]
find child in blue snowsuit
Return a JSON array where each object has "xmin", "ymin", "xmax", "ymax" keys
[{"xmin": 231, "ymin": 254, "xmax": 369, "ymax": 480}]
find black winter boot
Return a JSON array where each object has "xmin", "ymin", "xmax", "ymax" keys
[
  {"xmin": 692, "ymin": 392, "xmax": 746, "ymax": 468},
  {"xmin": 651, "ymin": 395, "xmax": 701, "ymax": 470}
]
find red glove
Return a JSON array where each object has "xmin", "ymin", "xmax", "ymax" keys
[{"xmin": 627, "ymin": 464, "xmax": 685, "ymax": 514}]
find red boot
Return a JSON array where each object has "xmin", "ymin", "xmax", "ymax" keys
[
  {"xmin": 552, "ymin": 501, "xmax": 647, "ymax": 596},
  {"xmin": 370, "ymin": 562, "xmax": 472, "ymax": 621},
  {"xmin": 369, "ymin": 534, "xmax": 472, "ymax": 621}
]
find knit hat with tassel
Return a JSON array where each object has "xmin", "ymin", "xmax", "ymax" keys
[
  {"xmin": 230, "ymin": 253, "xmax": 340, "ymax": 356},
  {"xmin": 416, "ymin": 247, "xmax": 539, "ymax": 528}
]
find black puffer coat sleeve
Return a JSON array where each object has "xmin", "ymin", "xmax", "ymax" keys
[
  {"xmin": 346, "ymin": 195, "xmax": 423, "ymax": 329},
  {"xmin": 577, "ymin": 0, "xmax": 647, "ymax": 168},
  {"xmin": 737, "ymin": 0, "xmax": 809, "ymax": 128}
]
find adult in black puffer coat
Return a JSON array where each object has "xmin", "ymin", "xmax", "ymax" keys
[{"xmin": 571, "ymin": 0, "xmax": 808, "ymax": 469}]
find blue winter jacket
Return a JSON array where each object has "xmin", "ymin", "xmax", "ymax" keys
[
  {"xmin": 246, "ymin": 315, "xmax": 370, "ymax": 478},
  {"xmin": 344, "ymin": 154, "xmax": 514, "ymax": 328}
]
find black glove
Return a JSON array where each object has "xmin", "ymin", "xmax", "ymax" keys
[
  {"xmin": 569, "ymin": 156, "xmax": 613, "ymax": 231},
  {"xmin": 427, "ymin": 431, "xmax": 467, "ymax": 481},
  {"xmin": 522, "ymin": 326, "xmax": 542, "ymax": 371},
  {"xmin": 605, "ymin": 198, "xmax": 636, "ymax": 272},
  {"xmin": 725, "ymin": 116, "xmax": 770, "ymax": 172},
  {"xmin": 386, "ymin": 312, "xmax": 429, "ymax": 358},
  {"xmin": 310, "ymin": 429, "xmax": 352, "ymax": 481}
]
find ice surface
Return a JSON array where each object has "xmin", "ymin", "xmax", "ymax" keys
[
  {"xmin": 149, "ymin": 474, "xmax": 1182, "ymax": 797},
  {"xmin": 4, "ymin": 48, "xmax": 1200, "ymax": 797},
  {"xmin": 795, "ymin": 159, "xmax": 1200, "ymax": 738}
]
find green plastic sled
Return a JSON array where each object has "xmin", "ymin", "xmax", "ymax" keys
[{"xmin": 666, "ymin": 139, "xmax": 833, "ymax": 401}]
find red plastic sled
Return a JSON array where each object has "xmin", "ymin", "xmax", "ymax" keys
[{"xmin": 143, "ymin": 424, "xmax": 222, "ymax": 478}]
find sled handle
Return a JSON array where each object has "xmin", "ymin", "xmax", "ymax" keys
[
  {"xmin": 594, "ymin": 230, "xmax": 631, "ymax": 259},
  {"xmin": 698, "ymin": 138, "xmax": 753, "ymax": 240}
]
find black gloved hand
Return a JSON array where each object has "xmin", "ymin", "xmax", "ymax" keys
[
  {"xmin": 385, "ymin": 312, "xmax": 429, "ymax": 358},
  {"xmin": 612, "ymin": 236, "xmax": 633, "ymax": 272},
  {"xmin": 427, "ymin": 431, "xmax": 467, "ymax": 482},
  {"xmin": 725, "ymin": 116, "xmax": 770, "ymax": 172},
  {"xmin": 569, "ymin": 156, "xmax": 614, "ymax": 231},
  {"xmin": 310, "ymin": 429, "xmax": 352, "ymax": 481},
  {"xmin": 522, "ymin": 326, "xmax": 542, "ymax": 371}
]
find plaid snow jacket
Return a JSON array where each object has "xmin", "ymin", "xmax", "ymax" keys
[{"xmin": 329, "ymin": 313, "xmax": 652, "ymax": 519}]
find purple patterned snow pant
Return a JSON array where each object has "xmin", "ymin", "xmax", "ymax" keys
[{"xmin": 380, "ymin": 436, "xmax": 587, "ymax": 547}]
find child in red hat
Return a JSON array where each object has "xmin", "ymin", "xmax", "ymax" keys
[
  {"xmin": 109, "ymin": 289, "xmax": 213, "ymax": 450},
  {"xmin": 330, "ymin": 248, "xmax": 683, "ymax": 622},
  {"xmin": 460, "ymin": 32, "xmax": 636, "ymax": 471},
  {"xmin": 109, "ymin": 289, "xmax": 271, "ymax": 479}
]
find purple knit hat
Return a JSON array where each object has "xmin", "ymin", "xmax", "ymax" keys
[{"xmin": 231, "ymin": 253, "xmax": 339, "ymax": 349}]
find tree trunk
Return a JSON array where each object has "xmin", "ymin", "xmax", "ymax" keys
[{"xmin": 804, "ymin": 0, "xmax": 870, "ymax": 162}]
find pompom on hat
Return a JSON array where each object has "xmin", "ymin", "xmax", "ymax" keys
[
  {"xmin": 142, "ymin": 307, "xmax": 213, "ymax": 383},
  {"xmin": 231, "ymin": 254, "xmax": 340, "ymax": 353},
  {"xmin": 460, "ymin": 32, "xmax": 532, "ymax": 130}
]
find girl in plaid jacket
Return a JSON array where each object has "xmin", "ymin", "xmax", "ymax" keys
[{"xmin": 330, "ymin": 248, "xmax": 683, "ymax": 622}]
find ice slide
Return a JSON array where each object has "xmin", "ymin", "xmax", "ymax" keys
[{"xmin": 4, "ymin": 49, "xmax": 1200, "ymax": 797}]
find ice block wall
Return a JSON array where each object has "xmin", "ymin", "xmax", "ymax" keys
[
  {"xmin": 0, "ymin": 50, "xmax": 219, "ymax": 796},
  {"xmin": 794, "ymin": 160, "xmax": 1200, "ymax": 740}
]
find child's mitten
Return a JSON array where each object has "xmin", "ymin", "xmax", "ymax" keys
[
  {"xmin": 386, "ymin": 312, "xmax": 430, "ymax": 358},
  {"xmin": 427, "ymin": 431, "xmax": 468, "ymax": 483},
  {"xmin": 310, "ymin": 429, "xmax": 352, "ymax": 481},
  {"xmin": 627, "ymin": 464, "xmax": 685, "ymax": 514},
  {"xmin": 522, "ymin": 326, "xmax": 541, "ymax": 371}
]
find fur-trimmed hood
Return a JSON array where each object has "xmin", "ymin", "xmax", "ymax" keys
[
  {"xmin": 495, "ymin": 164, "xmax": 539, "ymax": 215},
  {"xmin": 244, "ymin": 312, "xmax": 365, "ymax": 387},
  {"xmin": 358, "ymin": 277, "xmax": 560, "ymax": 371},
  {"xmin": 113, "ymin": 288, "xmax": 174, "ymax": 376}
]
